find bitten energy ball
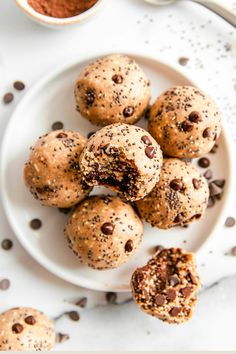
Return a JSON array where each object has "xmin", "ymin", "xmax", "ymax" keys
[
  {"xmin": 136, "ymin": 158, "xmax": 209, "ymax": 229},
  {"xmin": 64, "ymin": 195, "xmax": 143, "ymax": 270},
  {"xmin": 131, "ymin": 248, "xmax": 201, "ymax": 324},
  {"xmin": 0, "ymin": 307, "xmax": 55, "ymax": 351},
  {"xmin": 24, "ymin": 130, "xmax": 92, "ymax": 208},
  {"xmin": 79, "ymin": 123, "xmax": 163, "ymax": 201},
  {"xmin": 148, "ymin": 86, "xmax": 221, "ymax": 158},
  {"xmin": 75, "ymin": 54, "xmax": 151, "ymax": 126}
]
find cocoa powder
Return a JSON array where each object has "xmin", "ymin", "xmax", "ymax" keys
[{"xmin": 28, "ymin": 0, "xmax": 98, "ymax": 18}]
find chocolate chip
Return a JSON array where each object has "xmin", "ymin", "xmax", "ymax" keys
[
  {"xmin": 192, "ymin": 178, "xmax": 200, "ymax": 190},
  {"xmin": 178, "ymin": 57, "xmax": 189, "ymax": 66},
  {"xmin": 141, "ymin": 135, "xmax": 152, "ymax": 146},
  {"xmin": 153, "ymin": 245, "xmax": 164, "ymax": 254},
  {"xmin": 106, "ymin": 292, "xmax": 117, "ymax": 304},
  {"xmin": 174, "ymin": 213, "xmax": 185, "ymax": 223},
  {"xmin": 30, "ymin": 218, "xmax": 42, "ymax": 230},
  {"xmin": 58, "ymin": 207, "xmax": 71, "ymax": 215},
  {"xmin": 112, "ymin": 74, "xmax": 123, "ymax": 84},
  {"xmin": 181, "ymin": 286, "xmax": 192, "ymax": 297},
  {"xmin": 203, "ymin": 127, "xmax": 211, "ymax": 138},
  {"xmin": 0, "ymin": 279, "xmax": 10, "ymax": 290},
  {"xmin": 170, "ymin": 307, "xmax": 181, "ymax": 316},
  {"xmin": 76, "ymin": 297, "xmax": 87, "ymax": 308},
  {"xmin": 155, "ymin": 294, "xmax": 165, "ymax": 306},
  {"xmin": 56, "ymin": 333, "xmax": 70, "ymax": 343},
  {"xmin": 213, "ymin": 179, "xmax": 225, "ymax": 188},
  {"xmin": 207, "ymin": 196, "xmax": 215, "ymax": 208},
  {"xmin": 12, "ymin": 323, "xmax": 23, "ymax": 334},
  {"xmin": 123, "ymin": 106, "xmax": 134, "ymax": 117},
  {"xmin": 24, "ymin": 316, "xmax": 36, "ymax": 325},
  {"xmin": 85, "ymin": 88, "xmax": 95, "ymax": 106},
  {"xmin": 56, "ymin": 132, "xmax": 68, "ymax": 139},
  {"xmin": 198, "ymin": 157, "xmax": 210, "ymax": 168},
  {"xmin": 101, "ymin": 222, "xmax": 114, "ymax": 235},
  {"xmin": 87, "ymin": 131, "xmax": 95, "ymax": 139},
  {"xmin": 13, "ymin": 81, "xmax": 25, "ymax": 91},
  {"xmin": 188, "ymin": 111, "xmax": 201, "ymax": 123},
  {"xmin": 145, "ymin": 146, "xmax": 155, "ymax": 159},
  {"xmin": 210, "ymin": 143, "xmax": 218, "ymax": 153},
  {"xmin": 225, "ymin": 217, "xmax": 235, "ymax": 227},
  {"xmin": 204, "ymin": 169, "xmax": 213, "ymax": 180},
  {"xmin": 52, "ymin": 121, "xmax": 64, "ymax": 131},
  {"xmin": 1, "ymin": 239, "xmax": 13, "ymax": 250},
  {"xmin": 181, "ymin": 120, "xmax": 193, "ymax": 132},
  {"xmin": 169, "ymin": 275, "xmax": 180, "ymax": 286},
  {"xmin": 231, "ymin": 246, "xmax": 236, "ymax": 256},
  {"xmin": 209, "ymin": 182, "xmax": 222, "ymax": 197},
  {"xmin": 125, "ymin": 239, "xmax": 133, "ymax": 252},
  {"xmin": 3, "ymin": 93, "xmax": 14, "ymax": 104},
  {"xmin": 170, "ymin": 179, "xmax": 183, "ymax": 191},
  {"xmin": 66, "ymin": 311, "xmax": 80, "ymax": 322},
  {"xmin": 166, "ymin": 289, "xmax": 176, "ymax": 301}
]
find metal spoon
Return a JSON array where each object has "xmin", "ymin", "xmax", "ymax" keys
[{"xmin": 144, "ymin": 0, "xmax": 236, "ymax": 28}]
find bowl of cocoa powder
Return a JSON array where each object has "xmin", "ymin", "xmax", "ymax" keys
[{"xmin": 15, "ymin": 0, "xmax": 104, "ymax": 29}]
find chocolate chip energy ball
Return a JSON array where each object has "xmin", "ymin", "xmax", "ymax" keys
[
  {"xmin": 148, "ymin": 86, "xmax": 221, "ymax": 158},
  {"xmin": 24, "ymin": 130, "xmax": 92, "ymax": 208},
  {"xmin": 136, "ymin": 158, "xmax": 209, "ymax": 229},
  {"xmin": 0, "ymin": 307, "xmax": 55, "ymax": 351},
  {"xmin": 131, "ymin": 248, "xmax": 201, "ymax": 324},
  {"xmin": 75, "ymin": 54, "xmax": 151, "ymax": 126},
  {"xmin": 64, "ymin": 195, "xmax": 143, "ymax": 270},
  {"xmin": 79, "ymin": 123, "xmax": 163, "ymax": 201}
]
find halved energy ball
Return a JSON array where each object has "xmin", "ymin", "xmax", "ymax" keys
[
  {"xmin": 131, "ymin": 248, "xmax": 201, "ymax": 324},
  {"xmin": 148, "ymin": 86, "xmax": 221, "ymax": 158},
  {"xmin": 24, "ymin": 130, "xmax": 92, "ymax": 208},
  {"xmin": 64, "ymin": 195, "xmax": 143, "ymax": 270},
  {"xmin": 135, "ymin": 158, "xmax": 209, "ymax": 229},
  {"xmin": 79, "ymin": 123, "xmax": 163, "ymax": 201},
  {"xmin": 75, "ymin": 54, "xmax": 151, "ymax": 126}
]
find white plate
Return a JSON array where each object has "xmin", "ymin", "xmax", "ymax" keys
[{"xmin": 0, "ymin": 52, "xmax": 233, "ymax": 292}]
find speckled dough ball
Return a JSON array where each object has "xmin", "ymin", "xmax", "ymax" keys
[
  {"xmin": 136, "ymin": 158, "xmax": 209, "ymax": 229},
  {"xmin": 64, "ymin": 195, "xmax": 143, "ymax": 270},
  {"xmin": 148, "ymin": 86, "xmax": 221, "ymax": 158},
  {"xmin": 79, "ymin": 123, "xmax": 163, "ymax": 201},
  {"xmin": 131, "ymin": 248, "xmax": 201, "ymax": 324},
  {"xmin": 75, "ymin": 54, "xmax": 151, "ymax": 126},
  {"xmin": 0, "ymin": 307, "xmax": 55, "ymax": 351},
  {"xmin": 24, "ymin": 130, "xmax": 92, "ymax": 208}
]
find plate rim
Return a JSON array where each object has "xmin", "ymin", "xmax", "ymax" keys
[{"xmin": 1, "ymin": 50, "xmax": 234, "ymax": 292}]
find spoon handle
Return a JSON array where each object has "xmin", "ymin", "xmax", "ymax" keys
[{"xmin": 193, "ymin": 0, "xmax": 236, "ymax": 28}]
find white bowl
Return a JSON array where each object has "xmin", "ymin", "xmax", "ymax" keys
[{"xmin": 15, "ymin": 0, "xmax": 104, "ymax": 29}]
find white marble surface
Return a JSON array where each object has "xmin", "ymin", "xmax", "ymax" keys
[{"xmin": 0, "ymin": 0, "xmax": 236, "ymax": 350}]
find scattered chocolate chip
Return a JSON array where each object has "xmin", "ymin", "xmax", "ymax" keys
[
  {"xmin": 198, "ymin": 157, "xmax": 210, "ymax": 168},
  {"xmin": 210, "ymin": 143, "xmax": 218, "ymax": 153},
  {"xmin": 76, "ymin": 297, "xmax": 87, "ymax": 308},
  {"xmin": 85, "ymin": 88, "xmax": 95, "ymax": 106},
  {"xmin": 155, "ymin": 294, "xmax": 165, "ymax": 306},
  {"xmin": 166, "ymin": 289, "xmax": 176, "ymax": 301},
  {"xmin": 207, "ymin": 196, "xmax": 215, "ymax": 208},
  {"xmin": 66, "ymin": 311, "xmax": 80, "ymax": 322},
  {"xmin": 24, "ymin": 315, "xmax": 36, "ymax": 325},
  {"xmin": 192, "ymin": 178, "xmax": 200, "ymax": 190},
  {"xmin": 181, "ymin": 286, "xmax": 192, "ymax": 297},
  {"xmin": 231, "ymin": 246, "xmax": 236, "ymax": 256},
  {"xmin": 145, "ymin": 146, "xmax": 155, "ymax": 159},
  {"xmin": 101, "ymin": 222, "xmax": 114, "ymax": 235},
  {"xmin": 52, "ymin": 121, "xmax": 64, "ymax": 131},
  {"xmin": 58, "ymin": 207, "xmax": 71, "ymax": 215},
  {"xmin": 56, "ymin": 333, "xmax": 70, "ymax": 344},
  {"xmin": 0, "ymin": 278, "xmax": 10, "ymax": 290},
  {"xmin": 203, "ymin": 127, "xmax": 211, "ymax": 138},
  {"xmin": 178, "ymin": 57, "xmax": 189, "ymax": 66},
  {"xmin": 30, "ymin": 218, "xmax": 42, "ymax": 230},
  {"xmin": 141, "ymin": 135, "xmax": 152, "ymax": 146},
  {"xmin": 12, "ymin": 323, "xmax": 23, "ymax": 334},
  {"xmin": 188, "ymin": 111, "xmax": 201, "ymax": 123},
  {"xmin": 181, "ymin": 120, "xmax": 193, "ymax": 132},
  {"xmin": 13, "ymin": 81, "xmax": 25, "ymax": 91},
  {"xmin": 56, "ymin": 132, "xmax": 68, "ymax": 139},
  {"xmin": 123, "ymin": 106, "xmax": 134, "ymax": 117},
  {"xmin": 204, "ymin": 169, "xmax": 213, "ymax": 180},
  {"xmin": 225, "ymin": 217, "xmax": 235, "ymax": 227},
  {"xmin": 106, "ymin": 292, "xmax": 117, "ymax": 304},
  {"xmin": 112, "ymin": 74, "xmax": 123, "ymax": 84},
  {"xmin": 213, "ymin": 179, "xmax": 225, "ymax": 188},
  {"xmin": 3, "ymin": 93, "xmax": 14, "ymax": 104},
  {"xmin": 1, "ymin": 239, "xmax": 13, "ymax": 250},
  {"xmin": 209, "ymin": 182, "xmax": 222, "ymax": 197},
  {"xmin": 87, "ymin": 131, "xmax": 96, "ymax": 139},
  {"xmin": 170, "ymin": 307, "xmax": 181, "ymax": 316},
  {"xmin": 170, "ymin": 179, "xmax": 183, "ymax": 191},
  {"xmin": 125, "ymin": 239, "xmax": 133, "ymax": 252},
  {"xmin": 169, "ymin": 275, "xmax": 180, "ymax": 286},
  {"xmin": 153, "ymin": 245, "xmax": 164, "ymax": 254},
  {"xmin": 174, "ymin": 213, "xmax": 185, "ymax": 223}
]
